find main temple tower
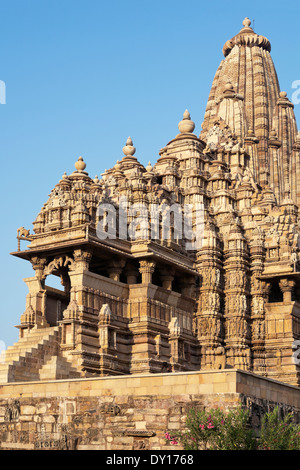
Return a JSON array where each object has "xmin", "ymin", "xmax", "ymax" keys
[
  {"xmin": 2, "ymin": 18, "xmax": 300, "ymax": 388},
  {"xmin": 201, "ymin": 18, "xmax": 299, "ymax": 205}
]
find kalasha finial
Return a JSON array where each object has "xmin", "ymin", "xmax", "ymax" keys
[
  {"xmin": 242, "ymin": 17, "xmax": 252, "ymax": 28},
  {"xmin": 178, "ymin": 109, "xmax": 195, "ymax": 134},
  {"xmin": 75, "ymin": 156, "xmax": 86, "ymax": 172},
  {"xmin": 146, "ymin": 161, "xmax": 153, "ymax": 172},
  {"xmin": 122, "ymin": 136, "xmax": 136, "ymax": 157}
]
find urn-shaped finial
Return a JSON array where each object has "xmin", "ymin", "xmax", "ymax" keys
[
  {"xmin": 122, "ymin": 137, "xmax": 136, "ymax": 156},
  {"xmin": 178, "ymin": 109, "xmax": 195, "ymax": 134},
  {"xmin": 75, "ymin": 156, "xmax": 86, "ymax": 172}
]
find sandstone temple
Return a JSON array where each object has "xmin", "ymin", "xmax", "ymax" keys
[{"xmin": 2, "ymin": 17, "xmax": 300, "ymax": 391}]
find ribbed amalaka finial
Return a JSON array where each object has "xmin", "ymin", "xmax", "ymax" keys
[
  {"xmin": 74, "ymin": 156, "xmax": 86, "ymax": 172},
  {"xmin": 178, "ymin": 109, "xmax": 195, "ymax": 133},
  {"xmin": 222, "ymin": 17, "xmax": 270, "ymax": 57},
  {"xmin": 122, "ymin": 137, "xmax": 136, "ymax": 156}
]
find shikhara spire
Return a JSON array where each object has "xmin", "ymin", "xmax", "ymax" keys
[{"xmin": 201, "ymin": 17, "xmax": 299, "ymax": 204}]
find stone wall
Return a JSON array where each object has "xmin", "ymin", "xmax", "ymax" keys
[{"xmin": 1, "ymin": 369, "xmax": 300, "ymax": 450}]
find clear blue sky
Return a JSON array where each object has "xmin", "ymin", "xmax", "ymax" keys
[{"xmin": 1, "ymin": 0, "xmax": 300, "ymax": 348}]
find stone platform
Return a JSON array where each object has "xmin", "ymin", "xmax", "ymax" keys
[{"xmin": 1, "ymin": 369, "xmax": 300, "ymax": 450}]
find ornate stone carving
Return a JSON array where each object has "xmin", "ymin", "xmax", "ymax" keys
[{"xmin": 5, "ymin": 17, "xmax": 300, "ymax": 386}]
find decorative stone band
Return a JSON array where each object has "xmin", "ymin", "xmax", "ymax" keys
[{"xmin": 223, "ymin": 33, "xmax": 271, "ymax": 57}]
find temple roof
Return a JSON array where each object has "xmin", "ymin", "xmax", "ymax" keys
[
  {"xmin": 222, "ymin": 17, "xmax": 271, "ymax": 57},
  {"xmin": 201, "ymin": 17, "xmax": 299, "ymax": 203}
]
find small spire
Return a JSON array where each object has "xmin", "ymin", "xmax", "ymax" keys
[
  {"xmin": 277, "ymin": 91, "xmax": 294, "ymax": 109},
  {"xmin": 74, "ymin": 156, "xmax": 86, "ymax": 172},
  {"xmin": 183, "ymin": 109, "xmax": 191, "ymax": 120},
  {"xmin": 146, "ymin": 161, "xmax": 153, "ymax": 172},
  {"xmin": 59, "ymin": 171, "xmax": 70, "ymax": 186},
  {"xmin": 178, "ymin": 109, "xmax": 195, "ymax": 134},
  {"xmin": 93, "ymin": 175, "xmax": 100, "ymax": 184},
  {"xmin": 114, "ymin": 160, "xmax": 124, "ymax": 177},
  {"xmin": 122, "ymin": 136, "xmax": 136, "ymax": 157},
  {"xmin": 114, "ymin": 160, "xmax": 122, "ymax": 171},
  {"xmin": 270, "ymin": 128, "xmax": 278, "ymax": 138}
]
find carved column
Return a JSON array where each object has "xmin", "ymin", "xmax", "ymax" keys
[
  {"xmin": 279, "ymin": 278, "xmax": 295, "ymax": 303},
  {"xmin": 98, "ymin": 304, "xmax": 119, "ymax": 375},
  {"xmin": 179, "ymin": 275, "xmax": 195, "ymax": 297},
  {"xmin": 61, "ymin": 247, "xmax": 100, "ymax": 376},
  {"xmin": 107, "ymin": 258, "xmax": 126, "ymax": 282},
  {"xmin": 124, "ymin": 262, "xmax": 139, "ymax": 284},
  {"xmin": 168, "ymin": 317, "xmax": 183, "ymax": 371},
  {"xmin": 73, "ymin": 248, "xmax": 93, "ymax": 271},
  {"xmin": 18, "ymin": 277, "xmax": 48, "ymax": 337},
  {"xmin": 196, "ymin": 220, "xmax": 224, "ymax": 370},
  {"xmin": 139, "ymin": 259, "xmax": 156, "ymax": 284},
  {"xmin": 30, "ymin": 256, "xmax": 47, "ymax": 281},
  {"xmin": 249, "ymin": 229, "xmax": 266, "ymax": 374},
  {"xmin": 224, "ymin": 222, "xmax": 251, "ymax": 369},
  {"xmin": 160, "ymin": 267, "xmax": 175, "ymax": 290}
]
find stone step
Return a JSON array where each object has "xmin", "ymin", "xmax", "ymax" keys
[
  {"xmin": 1, "ymin": 328, "xmax": 60, "ymax": 365},
  {"xmin": 39, "ymin": 356, "xmax": 81, "ymax": 380},
  {"xmin": 8, "ymin": 327, "xmax": 59, "ymax": 346},
  {"xmin": 0, "ymin": 327, "xmax": 62, "ymax": 383}
]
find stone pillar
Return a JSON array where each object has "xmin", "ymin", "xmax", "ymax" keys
[
  {"xmin": 61, "ymin": 248, "xmax": 100, "ymax": 376},
  {"xmin": 18, "ymin": 277, "xmax": 49, "ymax": 337},
  {"xmin": 279, "ymin": 278, "xmax": 295, "ymax": 303},
  {"xmin": 98, "ymin": 304, "xmax": 118, "ymax": 375},
  {"xmin": 124, "ymin": 262, "xmax": 139, "ymax": 284},
  {"xmin": 224, "ymin": 222, "xmax": 251, "ymax": 370},
  {"xmin": 160, "ymin": 268, "xmax": 175, "ymax": 290},
  {"xmin": 179, "ymin": 275, "xmax": 195, "ymax": 296},
  {"xmin": 249, "ymin": 228, "xmax": 267, "ymax": 374},
  {"xmin": 73, "ymin": 248, "xmax": 93, "ymax": 271},
  {"xmin": 17, "ymin": 257, "xmax": 49, "ymax": 335},
  {"xmin": 196, "ymin": 220, "xmax": 224, "ymax": 370},
  {"xmin": 107, "ymin": 259, "xmax": 126, "ymax": 282},
  {"xmin": 30, "ymin": 256, "xmax": 47, "ymax": 282},
  {"xmin": 139, "ymin": 260, "xmax": 156, "ymax": 284},
  {"xmin": 168, "ymin": 317, "xmax": 183, "ymax": 371}
]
